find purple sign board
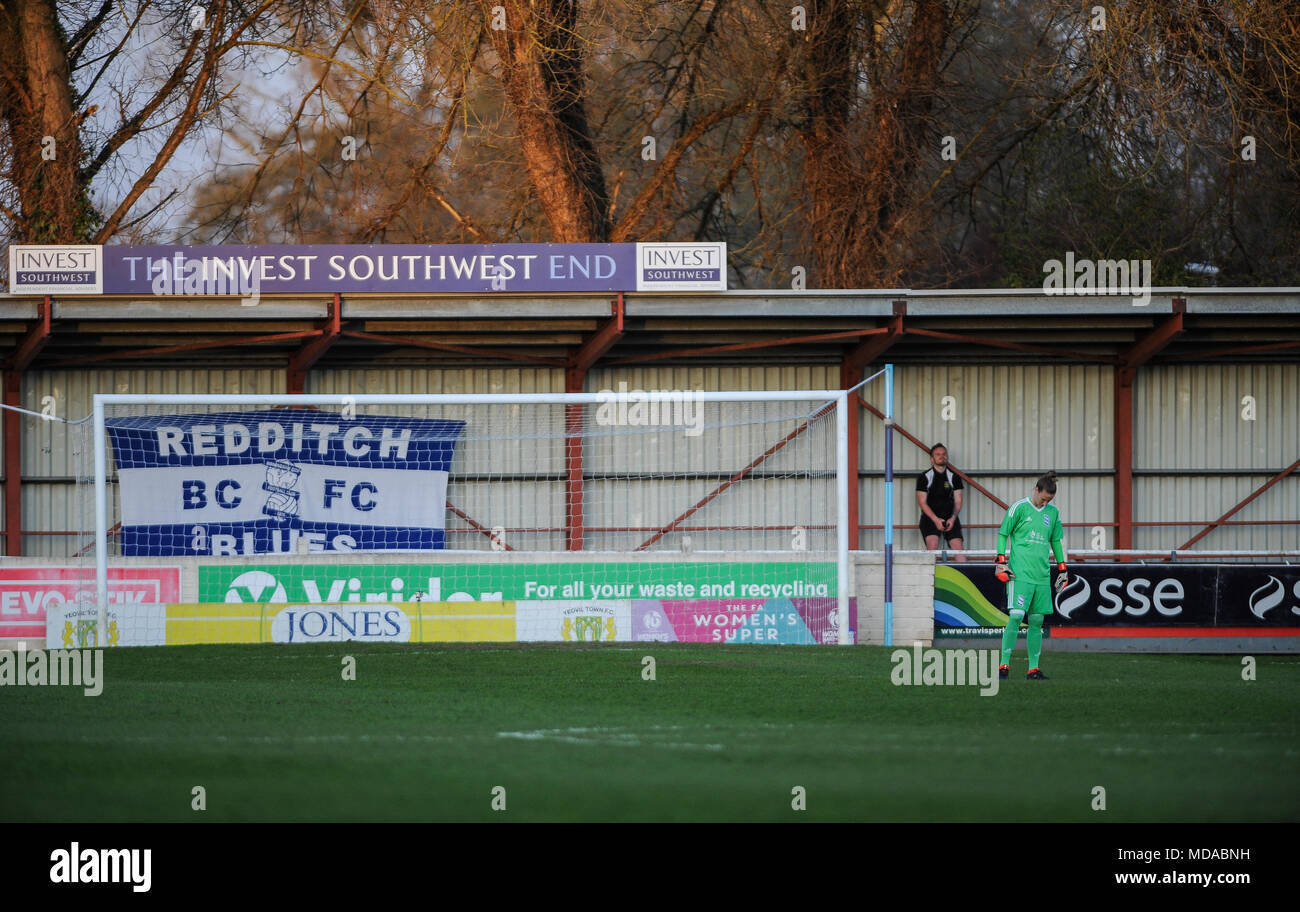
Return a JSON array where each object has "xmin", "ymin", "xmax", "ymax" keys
[{"xmin": 8, "ymin": 242, "xmax": 727, "ymax": 296}]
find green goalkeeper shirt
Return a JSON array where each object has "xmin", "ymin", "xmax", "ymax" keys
[{"xmin": 996, "ymin": 498, "xmax": 1065, "ymax": 586}]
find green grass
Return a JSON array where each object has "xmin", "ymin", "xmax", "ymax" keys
[{"xmin": 1, "ymin": 644, "xmax": 1296, "ymax": 822}]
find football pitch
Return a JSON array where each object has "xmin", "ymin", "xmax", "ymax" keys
[{"xmin": 2, "ymin": 644, "xmax": 1297, "ymax": 822}]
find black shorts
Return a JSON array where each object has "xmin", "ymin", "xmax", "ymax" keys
[{"xmin": 919, "ymin": 515, "xmax": 963, "ymax": 542}]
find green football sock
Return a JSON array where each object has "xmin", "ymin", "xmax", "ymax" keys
[
  {"xmin": 1000, "ymin": 611, "xmax": 1023, "ymax": 666},
  {"xmin": 1027, "ymin": 613, "xmax": 1044, "ymax": 669}
]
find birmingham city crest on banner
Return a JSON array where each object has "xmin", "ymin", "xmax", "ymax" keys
[{"xmin": 261, "ymin": 460, "xmax": 303, "ymax": 522}]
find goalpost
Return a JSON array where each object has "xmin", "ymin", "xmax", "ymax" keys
[{"xmin": 83, "ymin": 381, "xmax": 895, "ymax": 647}]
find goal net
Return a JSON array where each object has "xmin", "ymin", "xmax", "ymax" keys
[{"xmin": 78, "ymin": 391, "xmax": 855, "ymax": 647}]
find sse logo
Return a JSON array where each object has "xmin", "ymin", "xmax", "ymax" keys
[
  {"xmin": 1249, "ymin": 576, "xmax": 1300, "ymax": 619},
  {"xmin": 1055, "ymin": 575, "xmax": 1186, "ymax": 619}
]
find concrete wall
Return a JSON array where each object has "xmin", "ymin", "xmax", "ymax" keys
[{"xmin": 853, "ymin": 551, "xmax": 936, "ymax": 646}]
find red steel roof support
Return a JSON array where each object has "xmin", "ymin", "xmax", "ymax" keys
[
  {"xmin": 46, "ymin": 330, "xmax": 325, "ymax": 368},
  {"xmin": 1114, "ymin": 367, "xmax": 1135, "ymax": 553},
  {"xmin": 561, "ymin": 295, "xmax": 624, "ymax": 551},
  {"xmin": 1114, "ymin": 299, "xmax": 1186, "ymax": 554},
  {"xmin": 446, "ymin": 503, "xmax": 512, "ymax": 551},
  {"xmin": 568, "ymin": 293, "xmax": 624, "ymax": 376},
  {"xmin": 339, "ymin": 330, "xmax": 565, "ymax": 366},
  {"xmin": 609, "ymin": 326, "xmax": 891, "ymax": 365},
  {"xmin": 841, "ymin": 361, "xmax": 862, "ymax": 549},
  {"xmin": 1179, "ymin": 456, "xmax": 1300, "ymax": 551},
  {"xmin": 288, "ymin": 294, "xmax": 342, "ymax": 394},
  {"xmin": 3, "ymin": 296, "xmax": 52, "ymax": 556},
  {"xmin": 1168, "ymin": 339, "xmax": 1300, "ymax": 360},
  {"xmin": 903, "ymin": 327, "xmax": 1117, "ymax": 363},
  {"xmin": 840, "ymin": 304, "xmax": 905, "ymax": 547}
]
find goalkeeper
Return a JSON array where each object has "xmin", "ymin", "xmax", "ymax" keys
[{"xmin": 994, "ymin": 471, "xmax": 1067, "ymax": 680}]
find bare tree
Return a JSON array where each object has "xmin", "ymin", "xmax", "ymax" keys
[
  {"xmin": 170, "ymin": 0, "xmax": 1300, "ymax": 287},
  {"xmin": 0, "ymin": 1, "xmax": 332, "ymax": 249},
  {"xmin": 478, "ymin": 0, "xmax": 610, "ymax": 241},
  {"xmin": 0, "ymin": 0, "xmax": 101, "ymax": 242}
]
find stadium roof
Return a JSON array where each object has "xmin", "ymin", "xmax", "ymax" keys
[{"xmin": 1, "ymin": 287, "xmax": 1298, "ymax": 371}]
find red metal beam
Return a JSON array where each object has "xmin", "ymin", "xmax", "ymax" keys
[
  {"xmin": 5, "ymin": 295, "xmax": 52, "ymax": 372},
  {"xmin": 842, "ymin": 361, "xmax": 862, "ymax": 549},
  {"xmin": 288, "ymin": 294, "xmax": 342, "ymax": 394},
  {"xmin": 340, "ymin": 330, "xmax": 565, "ymax": 366},
  {"xmin": 568, "ymin": 293, "xmax": 624, "ymax": 376},
  {"xmin": 446, "ymin": 502, "xmax": 513, "ymax": 551},
  {"xmin": 858, "ymin": 394, "xmax": 1007, "ymax": 511},
  {"xmin": 45, "ymin": 330, "xmax": 324, "ymax": 368},
  {"xmin": 842, "ymin": 308, "xmax": 903, "ymax": 550},
  {"xmin": 4, "ymin": 376, "xmax": 21, "ymax": 556},
  {"xmin": 1167, "ymin": 339, "xmax": 1300, "ymax": 360},
  {"xmin": 558, "ymin": 298, "xmax": 628, "ymax": 553},
  {"xmin": 1112, "ymin": 302, "xmax": 1185, "ymax": 557},
  {"xmin": 1120, "ymin": 298, "xmax": 1185, "ymax": 368},
  {"xmin": 843, "ymin": 302, "xmax": 905, "ymax": 375},
  {"xmin": 564, "ymin": 373, "xmax": 586, "ymax": 551},
  {"xmin": 1114, "ymin": 368, "xmax": 1135, "ymax": 553},
  {"xmin": 636, "ymin": 401, "xmax": 837, "ymax": 551},
  {"xmin": 608, "ymin": 327, "xmax": 891, "ymax": 365},
  {"xmin": 1178, "ymin": 456, "xmax": 1300, "ymax": 550},
  {"xmin": 839, "ymin": 317, "xmax": 900, "ymax": 545},
  {"xmin": 4, "ymin": 296, "xmax": 53, "ymax": 556},
  {"xmin": 903, "ymin": 327, "xmax": 1117, "ymax": 363}
]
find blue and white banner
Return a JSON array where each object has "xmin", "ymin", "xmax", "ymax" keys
[{"xmin": 106, "ymin": 411, "xmax": 464, "ymax": 555}]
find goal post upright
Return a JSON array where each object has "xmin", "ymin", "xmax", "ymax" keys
[
  {"xmin": 94, "ymin": 396, "xmax": 109, "ymax": 647},
  {"xmin": 884, "ymin": 363, "xmax": 895, "ymax": 647},
  {"xmin": 836, "ymin": 390, "xmax": 851, "ymax": 645}
]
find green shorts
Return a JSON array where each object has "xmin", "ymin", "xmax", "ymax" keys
[{"xmin": 1006, "ymin": 580, "xmax": 1053, "ymax": 617}]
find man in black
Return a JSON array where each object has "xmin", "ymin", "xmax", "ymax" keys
[{"xmin": 916, "ymin": 443, "xmax": 965, "ymax": 560}]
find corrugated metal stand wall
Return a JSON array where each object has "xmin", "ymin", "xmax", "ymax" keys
[{"xmin": 4, "ymin": 363, "xmax": 1297, "ymax": 556}]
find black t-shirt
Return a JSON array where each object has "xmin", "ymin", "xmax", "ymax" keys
[{"xmin": 916, "ymin": 468, "xmax": 963, "ymax": 519}]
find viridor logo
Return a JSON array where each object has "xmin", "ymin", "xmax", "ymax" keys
[
  {"xmin": 224, "ymin": 570, "xmax": 287, "ymax": 603},
  {"xmin": 222, "ymin": 570, "xmax": 499, "ymax": 604},
  {"xmin": 0, "ymin": 643, "xmax": 103, "ymax": 696},
  {"xmin": 890, "ymin": 643, "xmax": 999, "ymax": 696},
  {"xmin": 50, "ymin": 843, "xmax": 150, "ymax": 892}
]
